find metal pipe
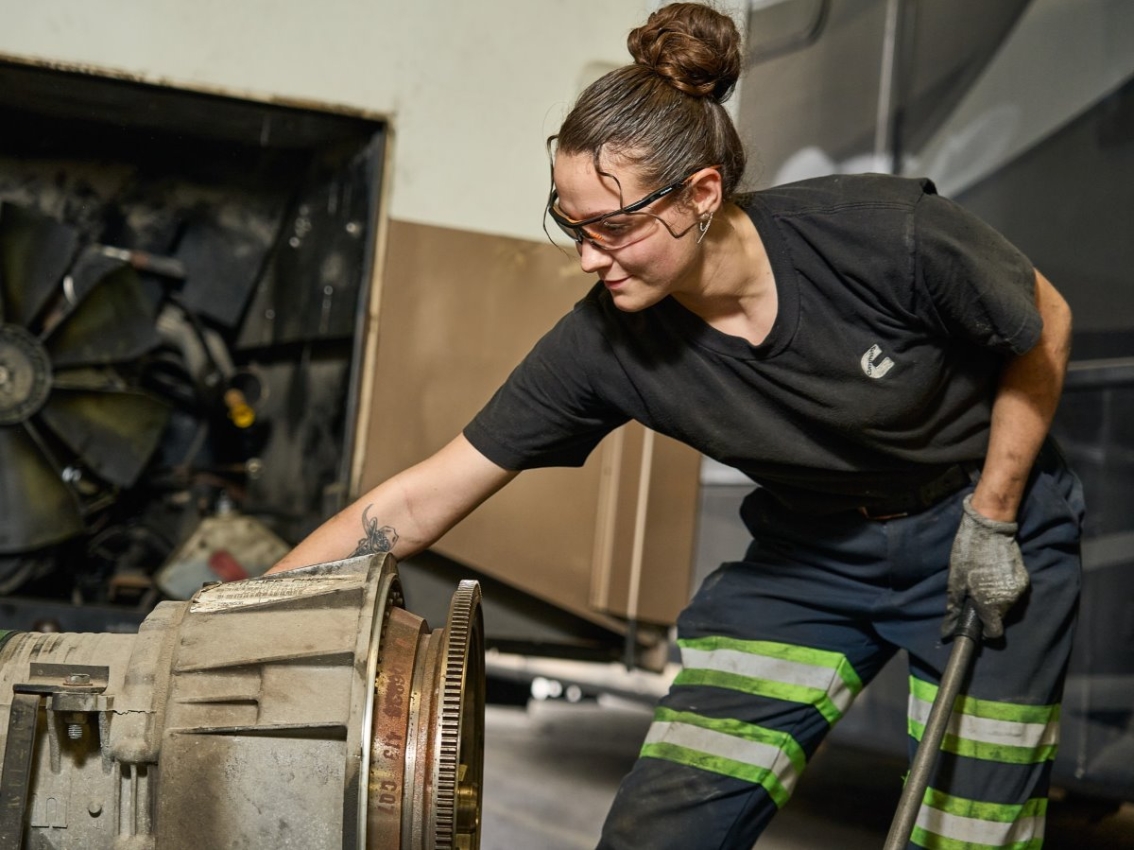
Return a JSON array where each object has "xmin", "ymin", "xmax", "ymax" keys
[
  {"xmin": 884, "ymin": 600, "xmax": 982, "ymax": 850},
  {"xmin": 874, "ymin": 0, "xmax": 905, "ymax": 174}
]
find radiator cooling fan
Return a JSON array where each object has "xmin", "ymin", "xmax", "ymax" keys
[{"xmin": 0, "ymin": 202, "xmax": 171, "ymax": 574}]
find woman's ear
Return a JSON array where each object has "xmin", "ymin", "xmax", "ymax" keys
[{"xmin": 686, "ymin": 166, "xmax": 724, "ymax": 217}]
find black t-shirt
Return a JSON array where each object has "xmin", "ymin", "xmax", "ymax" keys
[{"xmin": 464, "ymin": 174, "xmax": 1040, "ymax": 513}]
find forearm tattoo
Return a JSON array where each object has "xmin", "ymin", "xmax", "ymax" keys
[{"xmin": 350, "ymin": 505, "xmax": 399, "ymax": 557}]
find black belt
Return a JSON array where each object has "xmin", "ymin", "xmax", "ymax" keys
[{"xmin": 857, "ymin": 463, "xmax": 979, "ymax": 521}]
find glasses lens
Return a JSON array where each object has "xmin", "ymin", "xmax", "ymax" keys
[
  {"xmin": 551, "ymin": 216, "xmax": 581, "ymax": 244},
  {"xmin": 581, "ymin": 212, "xmax": 658, "ymax": 249},
  {"xmin": 547, "ymin": 196, "xmax": 667, "ymax": 249}
]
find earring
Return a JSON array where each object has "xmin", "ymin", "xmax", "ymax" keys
[{"xmin": 697, "ymin": 213, "xmax": 713, "ymax": 245}]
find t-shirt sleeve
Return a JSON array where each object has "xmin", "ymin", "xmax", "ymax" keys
[
  {"xmin": 462, "ymin": 304, "xmax": 630, "ymax": 471},
  {"xmin": 913, "ymin": 188, "xmax": 1040, "ymax": 354}
]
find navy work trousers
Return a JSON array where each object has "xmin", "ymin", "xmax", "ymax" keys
[{"xmin": 598, "ymin": 443, "xmax": 1083, "ymax": 850}]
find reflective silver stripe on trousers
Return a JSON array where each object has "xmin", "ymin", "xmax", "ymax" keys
[
  {"xmin": 680, "ymin": 646, "xmax": 857, "ymax": 717},
  {"xmin": 916, "ymin": 805, "xmax": 1045, "ymax": 847},
  {"xmin": 908, "ymin": 694, "xmax": 1059, "ymax": 752},
  {"xmin": 643, "ymin": 720, "xmax": 802, "ymax": 794}
]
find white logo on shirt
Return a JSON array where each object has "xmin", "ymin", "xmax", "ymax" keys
[{"xmin": 861, "ymin": 344, "xmax": 895, "ymax": 379}]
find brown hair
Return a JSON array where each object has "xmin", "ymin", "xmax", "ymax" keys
[{"xmin": 553, "ymin": 3, "xmax": 746, "ymax": 201}]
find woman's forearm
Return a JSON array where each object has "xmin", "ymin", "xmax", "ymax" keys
[
  {"xmin": 971, "ymin": 270, "xmax": 1072, "ymax": 522},
  {"xmin": 266, "ymin": 434, "xmax": 517, "ymax": 573}
]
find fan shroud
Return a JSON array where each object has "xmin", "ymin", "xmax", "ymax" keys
[{"xmin": 0, "ymin": 202, "xmax": 170, "ymax": 557}]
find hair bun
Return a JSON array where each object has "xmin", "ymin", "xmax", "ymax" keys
[{"xmin": 627, "ymin": 3, "xmax": 742, "ymax": 102}]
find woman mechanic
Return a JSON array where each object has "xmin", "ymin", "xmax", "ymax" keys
[{"xmin": 269, "ymin": 4, "xmax": 1084, "ymax": 848}]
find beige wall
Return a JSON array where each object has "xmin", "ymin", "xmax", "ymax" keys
[{"xmin": 364, "ymin": 220, "xmax": 701, "ymax": 626}]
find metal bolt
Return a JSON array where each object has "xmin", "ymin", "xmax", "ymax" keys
[
  {"xmin": 66, "ymin": 673, "xmax": 91, "ymax": 685},
  {"xmin": 66, "ymin": 712, "xmax": 87, "ymax": 740}
]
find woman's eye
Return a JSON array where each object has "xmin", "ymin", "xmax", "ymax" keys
[{"xmin": 599, "ymin": 217, "xmax": 632, "ymax": 232}]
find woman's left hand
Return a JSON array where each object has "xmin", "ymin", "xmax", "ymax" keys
[{"xmin": 943, "ymin": 493, "xmax": 1029, "ymax": 640}]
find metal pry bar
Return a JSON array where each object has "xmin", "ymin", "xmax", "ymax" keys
[{"xmin": 883, "ymin": 598, "xmax": 983, "ymax": 850}]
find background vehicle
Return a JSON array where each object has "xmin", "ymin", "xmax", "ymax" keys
[{"xmin": 724, "ymin": 0, "xmax": 1134, "ymax": 804}]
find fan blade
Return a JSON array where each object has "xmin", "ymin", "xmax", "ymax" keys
[
  {"xmin": 60, "ymin": 247, "xmax": 132, "ymax": 314},
  {"xmin": 39, "ymin": 388, "xmax": 170, "ymax": 488},
  {"xmin": 44, "ymin": 263, "xmax": 161, "ymax": 368},
  {"xmin": 0, "ymin": 203, "xmax": 79, "ymax": 328},
  {"xmin": 0, "ymin": 425, "xmax": 84, "ymax": 553},
  {"xmin": 49, "ymin": 366, "xmax": 127, "ymax": 393}
]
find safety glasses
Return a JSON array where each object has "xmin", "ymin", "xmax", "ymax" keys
[{"xmin": 544, "ymin": 167, "xmax": 710, "ymax": 250}]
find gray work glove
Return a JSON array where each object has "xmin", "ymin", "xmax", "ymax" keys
[{"xmin": 943, "ymin": 494, "xmax": 1029, "ymax": 640}]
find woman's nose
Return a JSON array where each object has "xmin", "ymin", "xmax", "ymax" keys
[{"xmin": 577, "ymin": 239, "xmax": 611, "ymax": 275}]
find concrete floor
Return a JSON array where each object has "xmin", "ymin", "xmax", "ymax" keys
[{"xmin": 480, "ymin": 696, "xmax": 1134, "ymax": 850}]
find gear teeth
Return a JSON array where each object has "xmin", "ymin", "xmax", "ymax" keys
[{"xmin": 433, "ymin": 580, "xmax": 481, "ymax": 850}]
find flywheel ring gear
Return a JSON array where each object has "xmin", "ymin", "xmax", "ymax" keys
[
  {"xmin": 0, "ymin": 324, "xmax": 52, "ymax": 425},
  {"xmin": 432, "ymin": 579, "xmax": 485, "ymax": 850}
]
